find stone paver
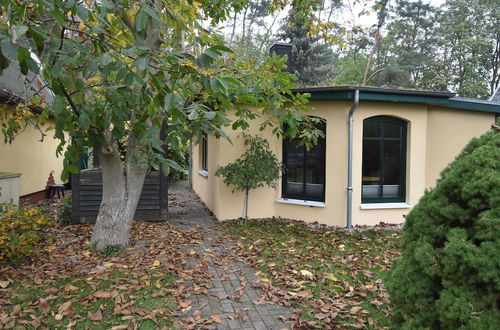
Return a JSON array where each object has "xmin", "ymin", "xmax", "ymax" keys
[{"xmin": 168, "ymin": 181, "xmax": 293, "ymax": 329}]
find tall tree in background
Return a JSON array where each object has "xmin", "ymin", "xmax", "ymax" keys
[
  {"xmin": 1, "ymin": 0, "xmax": 321, "ymax": 250},
  {"xmin": 362, "ymin": 0, "xmax": 389, "ymax": 85},
  {"xmin": 278, "ymin": 1, "xmax": 339, "ymax": 86},
  {"xmin": 376, "ymin": 0, "xmax": 443, "ymax": 89},
  {"xmin": 438, "ymin": 0, "xmax": 500, "ymax": 98}
]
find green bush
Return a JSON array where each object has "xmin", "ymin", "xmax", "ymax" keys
[
  {"xmin": 0, "ymin": 205, "xmax": 55, "ymax": 263},
  {"xmin": 386, "ymin": 126, "xmax": 500, "ymax": 329}
]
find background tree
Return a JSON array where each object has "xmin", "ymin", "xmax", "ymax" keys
[
  {"xmin": 376, "ymin": 0, "xmax": 442, "ymax": 89},
  {"xmin": 437, "ymin": 0, "xmax": 500, "ymax": 98},
  {"xmin": 215, "ymin": 134, "xmax": 282, "ymax": 223},
  {"xmin": 331, "ymin": 52, "xmax": 367, "ymax": 85},
  {"xmin": 278, "ymin": 1, "xmax": 338, "ymax": 86},
  {"xmin": 0, "ymin": 0, "xmax": 322, "ymax": 250}
]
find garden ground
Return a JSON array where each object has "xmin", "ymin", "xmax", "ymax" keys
[{"xmin": 0, "ymin": 181, "xmax": 401, "ymax": 329}]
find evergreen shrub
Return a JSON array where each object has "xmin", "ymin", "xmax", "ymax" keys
[{"xmin": 386, "ymin": 126, "xmax": 500, "ymax": 329}]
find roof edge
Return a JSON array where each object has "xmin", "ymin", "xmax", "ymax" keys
[{"xmin": 292, "ymin": 86, "xmax": 456, "ymax": 98}]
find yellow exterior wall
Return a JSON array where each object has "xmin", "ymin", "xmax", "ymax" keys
[
  {"xmin": 425, "ymin": 107, "xmax": 494, "ymax": 189},
  {"xmin": 192, "ymin": 102, "xmax": 496, "ymax": 227},
  {"xmin": 0, "ymin": 121, "xmax": 65, "ymax": 196}
]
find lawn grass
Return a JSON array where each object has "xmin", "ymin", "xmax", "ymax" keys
[
  {"xmin": 2, "ymin": 269, "xmax": 177, "ymax": 329},
  {"xmin": 0, "ymin": 220, "xmax": 205, "ymax": 330},
  {"xmin": 223, "ymin": 218, "xmax": 401, "ymax": 329}
]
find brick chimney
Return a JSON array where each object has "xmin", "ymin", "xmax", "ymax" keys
[{"xmin": 270, "ymin": 42, "xmax": 293, "ymax": 73}]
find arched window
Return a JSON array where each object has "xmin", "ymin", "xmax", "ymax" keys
[
  {"xmin": 362, "ymin": 116, "xmax": 407, "ymax": 203},
  {"xmin": 282, "ymin": 121, "xmax": 326, "ymax": 202}
]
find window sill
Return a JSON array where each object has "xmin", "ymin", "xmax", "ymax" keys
[
  {"xmin": 360, "ymin": 203, "xmax": 411, "ymax": 210},
  {"xmin": 198, "ymin": 170, "xmax": 208, "ymax": 178},
  {"xmin": 276, "ymin": 198, "xmax": 326, "ymax": 208}
]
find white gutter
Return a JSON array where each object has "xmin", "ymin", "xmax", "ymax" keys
[{"xmin": 347, "ymin": 89, "xmax": 360, "ymax": 230}]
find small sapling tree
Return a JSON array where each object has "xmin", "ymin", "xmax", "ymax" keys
[{"xmin": 215, "ymin": 134, "xmax": 281, "ymax": 223}]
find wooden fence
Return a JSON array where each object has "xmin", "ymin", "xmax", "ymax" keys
[{"xmin": 71, "ymin": 169, "xmax": 168, "ymax": 223}]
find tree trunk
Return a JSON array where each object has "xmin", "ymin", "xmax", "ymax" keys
[
  {"xmin": 243, "ymin": 188, "xmax": 249, "ymax": 224},
  {"xmin": 362, "ymin": 0, "xmax": 389, "ymax": 85},
  {"xmin": 90, "ymin": 138, "xmax": 148, "ymax": 250}
]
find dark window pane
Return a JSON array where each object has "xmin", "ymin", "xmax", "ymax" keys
[
  {"xmin": 384, "ymin": 122, "xmax": 401, "ymax": 138},
  {"xmin": 383, "ymin": 140, "xmax": 401, "ymax": 185},
  {"xmin": 383, "ymin": 140, "xmax": 402, "ymax": 198},
  {"xmin": 362, "ymin": 117, "xmax": 406, "ymax": 202},
  {"xmin": 283, "ymin": 119, "xmax": 326, "ymax": 201},
  {"xmin": 362, "ymin": 140, "xmax": 380, "ymax": 184},
  {"xmin": 305, "ymin": 183, "xmax": 324, "ymax": 199},
  {"xmin": 306, "ymin": 140, "xmax": 325, "ymax": 185},
  {"xmin": 364, "ymin": 121, "xmax": 380, "ymax": 138}
]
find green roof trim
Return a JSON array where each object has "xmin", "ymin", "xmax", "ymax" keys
[{"xmin": 292, "ymin": 86, "xmax": 500, "ymax": 114}]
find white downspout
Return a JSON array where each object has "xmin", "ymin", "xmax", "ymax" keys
[{"xmin": 347, "ymin": 89, "xmax": 360, "ymax": 230}]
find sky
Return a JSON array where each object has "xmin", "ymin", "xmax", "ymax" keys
[{"xmin": 344, "ymin": 0, "xmax": 447, "ymax": 28}]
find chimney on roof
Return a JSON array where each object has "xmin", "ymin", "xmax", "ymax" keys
[{"xmin": 270, "ymin": 42, "xmax": 293, "ymax": 73}]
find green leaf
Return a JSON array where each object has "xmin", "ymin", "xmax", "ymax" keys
[
  {"xmin": 17, "ymin": 47, "xmax": 39, "ymax": 74},
  {"xmin": 100, "ymin": 1, "xmax": 115, "ymax": 9},
  {"xmin": 51, "ymin": 9, "xmax": 66, "ymax": 26},
  {"xmin": 0, "ymin": 38, "xmax": 18, "ymax": 61},
  {"xmin": 210, "ymin": 45, "xmax": 233, "ymax": 53},
  {"xmin": 204, "ymin": 111, "xmax": 216, "ymax": 120},
  {"xmin": 17, "ymin": 26, "xmax": 28, "ymax": 38},
  {"xmin": 188, "ymin": 110, "xmax": 199, "ymax": 120},
  {"xmin": 76, "ymin": 4, "xmax": 89, "ymax": 21},
  {"xmin": 51, "ymin": 62, "xmax": 61, "ymax": 78},
  {"xmin": 80, "ymin": 113, "xmax": 90, "ymax": 130},
  {"xmin": 135, "ymin": 10, "xmax": 147, "ymax": 32},
  {"xmin": 51, "ymin": 95, "xmax": 66, "ymax": 113},
  {"xmin": 132, "ymin": 56, "xmax": 148, "ymax": 71},
  {"xmin": 197, "ymin": 53, "xmax": 212, "ymax": 68},
  {"xmin": 66, "ymin": 164, "xmax": 79, "ymax": 174},
  {"xmin": 142, "ymin": 5, "xmax": 161, "ymax": 23},
  {"xmin": 205, "ymin": 48, "xmax": 220, "ymax": 60}
]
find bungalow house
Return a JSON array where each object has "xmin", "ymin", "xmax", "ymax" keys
[
  {"xmin": 0, "ymin": 62, "xmax": 65, "ymax": 203},
  {"xmin": 192, "ymin": 85, "xmax": 499, "ymax": 227}
]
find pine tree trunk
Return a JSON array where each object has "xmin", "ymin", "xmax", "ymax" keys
[{"xmin": 90, "ymin": 138, "xmax": 148, "ymax": 250}]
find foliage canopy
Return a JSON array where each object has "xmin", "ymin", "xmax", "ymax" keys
[{"xmin": 215, "ymin": 134, "xmax": 282, "ymax": 193}]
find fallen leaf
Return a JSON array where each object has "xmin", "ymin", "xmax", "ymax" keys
[
  {"xmin": 111, "ymin": 325, "xmax": 129, "ymax": 330},
  {"xmin": 64, "ymin": 284, "xmax": 79, "ymax": 292},
  {"xmin": 94, "ymin": 291, "xmax": 113, "ymax": 299},
  {"xmin": 350, "ymin": 306, "xmax": 363, "ymax": 314},
  {"xmin": 88, "ymin": 309, "xmax": 103, "ymax": 321},
  {"xmin": 58, "ymin": 300, "xmax": 72, "ymax": 314},
  {"xmin": 151, "ymin": 260, "xmax": 160, "ymax": 267},
  {"xmin": 211, "ymin": 314, "xmax": 222, "ymax": 323},
  {"xmin": 325, "ymin": 274, "xmax": 338, "ymax": 281},
  {"xmin": 0, "ymin": 280, "xmax": 10, "ymax": 288},
  {"xmin": 261, "ymin": 278, "xmax": 270, "ymax": 283},
  {"xmin": 45, "ymin": 245, "xmax": 57, "ymax": 251},
  {"xmin": 103, "ymin": 262, "xmax": 114, "ymax": 267},
  {"xmin": 299, "ymin": 269, "xmax": 314, "ymax": 277}
]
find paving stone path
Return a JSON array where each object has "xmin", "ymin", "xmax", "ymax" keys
[{"xmin": 168, "ymin": 180, "xmax": 293, "ymax": 330}]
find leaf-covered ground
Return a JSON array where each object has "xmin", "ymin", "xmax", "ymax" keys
[
  {"xmin": 223, "ymin": 218, "xmax": 401, "ymax": 329},
  {"xmin": 0, "ymin": 222, "xmax": 213, "ymax": 330}
]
